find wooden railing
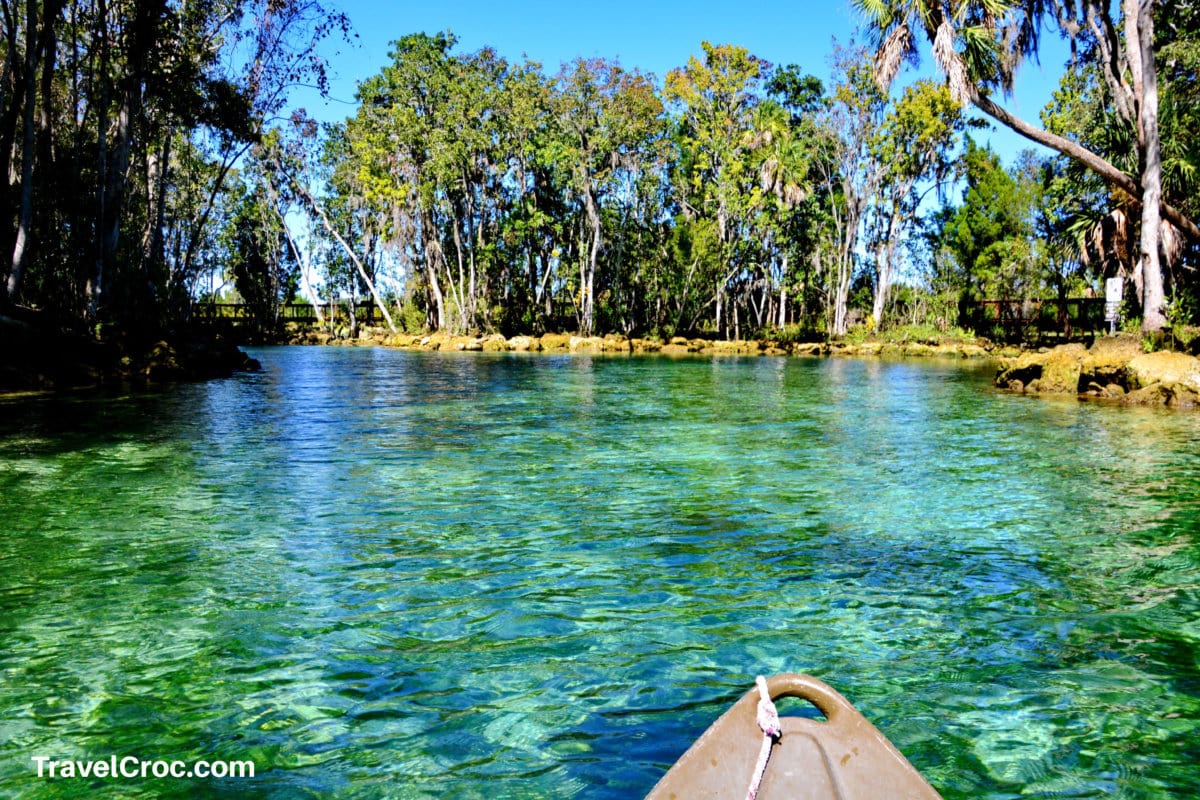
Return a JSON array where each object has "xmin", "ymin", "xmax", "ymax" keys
[
  {"xmin": 191, "ymin": 302, "xmax": 382, "ymax": 326},
  {"xmin": 964, "ymin": 297, "xmax": 1107, "ymax": 341}
]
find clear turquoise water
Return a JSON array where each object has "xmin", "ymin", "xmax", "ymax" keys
[{"xmin": 1, "ymin": 347, "xmax": 1199, "ymax": 799}]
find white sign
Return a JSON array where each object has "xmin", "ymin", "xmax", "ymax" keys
[
  {"xmin": 1105, "ymin": 277, "xmax": 1124, "ymax": 304},
  {"xmin": 1104, "ymin": 278, "xmax": 1123, "ymax": 327}
]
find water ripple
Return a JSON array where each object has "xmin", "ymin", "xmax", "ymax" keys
[{"xmin": 1, "ymin": 349, "xmax": 1199, "ymax": 798}]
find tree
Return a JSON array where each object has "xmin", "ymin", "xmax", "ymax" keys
[
  {"xmin": 0, "ymin": 0, "xmax": 348, "ymax": 341},
  {"xmin": 855, "ymin": 0, "xmax": 1198, "ymax": 331},
  {"xmin": 552, "ymin": 57, "xmax": 665, "ymax": 335},
  {"xmin": 811, "ymin": 45, "xmax": 887, "ymax": 336},
  {"xmin": 865, "ymin": 79, "xmax": 963, "ymax": 326},
  {"xmin": 943, "ymin": 140, "xmax": 1043, "ymax": 300},
  {"xmin": 665, "ymin": 41, "xmax": 764, "ymax": 337},
  {"xmin": 222, "ymin": 182, "xmax": 298, "ymax": 335}
]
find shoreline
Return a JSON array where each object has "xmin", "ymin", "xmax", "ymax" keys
[
  {"xmin": 0, "ymin": 312, "xmax": 259, "ymax": 397},
  {"xmin": 286, "ymin": 327, "xmax": 1200, "ymax": 411},
  {"xmin": 286, "ymin": 327, "xmax": 1010, "ymax": 361},
  {"xmin": 994, "ymin": 335, "xmax": 1200, "ymax": 409},
  {"xmin": 7, "ymin": 323, "xmax": 1199, "ymax": 412}
]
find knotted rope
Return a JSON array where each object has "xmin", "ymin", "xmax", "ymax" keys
[{"xmin": 746, "ymin": 675, "xmax": 782, "ymax": 800}]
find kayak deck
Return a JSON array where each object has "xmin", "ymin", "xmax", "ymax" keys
[{"xmin": 646, "ymin": 673, "xmax": 941, "ymax": 800}]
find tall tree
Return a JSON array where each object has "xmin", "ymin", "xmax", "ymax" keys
[
  {"xmin": 812, "ymin": 45, "xmax": 887, "ymax": 336},
  {"xmin": 855, "ymin": 0, "xmax": 1198, "ymax": 330},
  {"xmin": 553, "ymin": 57, "xmax": 664, "ymax": 335},
  {"xmin": 665, "ymin": 41, "xmax": 763, "ymax": 337},
  {"xmin": 866, "ymin": 79, "xmax": 963, "ymax": 326}
]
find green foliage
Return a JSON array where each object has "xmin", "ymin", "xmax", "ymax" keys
[
  {"xmin": 876, "ymin": 323, "xmax": 977, "ymax": 344},
  {"xmin": 400, "ymin": 298, "xmax": 427, "ymax": 334},
  {"xmin": 221, "ymin": 185, "xmax": 299, "ymax": 335},
  {"xmin": 941, "ymin": 140, "xmax": 1056, "ymax": 301},
  {"xmin": 0, "ymin": 0, "xmax": 350, "ymax": 339},
  {"xmin": 843, "ymin": 324, "xmax": 872, "ymax": 345},
  {"xmin": 771, "ymin": 321, "xmax": 824, "ymax": 345}
]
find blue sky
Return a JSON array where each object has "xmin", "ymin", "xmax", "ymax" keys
[{"xmin": 300, "ymin": 0, "xmax": 1073, "ymax": 165}]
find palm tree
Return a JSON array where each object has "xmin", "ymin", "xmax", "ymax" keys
[{"xmin": 853, "ymin": 0, "xmax": 1194, "ymax": 331}]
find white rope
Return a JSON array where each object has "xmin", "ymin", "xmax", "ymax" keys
[{"xmin": 746, "ymin": 675, "xmax": 782, "ymax": 800}]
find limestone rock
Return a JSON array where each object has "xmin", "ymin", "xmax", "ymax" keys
[
  {"xmin": 630, "ymin": 338, "xmax": 661, "ymax": 353},
  {"xmin": 1125, "ymin": 351, "xmax": 1200, "ymax": 391},
  {"xmin": 481, "ymin": 334, "xmax": 510, "ymax": 352},
  {"xmin": 1080, "ymin": 335, "xmax": 1142, "ymax": 385},
  {"xmin": 569, "ymin": 335, "xmax": 604, "ymax": 353},
  {"xmin": 508, "ymin": 335, "xmax": 539, "ymax": 352},
  {"xmin": 1038, "ymin": 343, "xmax": 1086, "ymax": 393},
  {"xmin": 995, "ymin": 343, "xmax": 1085, "ymax": 394},
  {"xmin": 540, "ymin": 333, "xmax": 571, "ymax": 351},
  {"xmin": 602, "ymin": 335, "xmax": 632, "ymax": 352}
]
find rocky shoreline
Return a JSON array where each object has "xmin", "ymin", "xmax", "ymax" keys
[
  {"xmin": 9, "ymin": 316, "xmax": 1199, "ymax": 411},
  {"xmin": 0, "ymin": 312, "xmax": 260, "ymax": 395},
  {"xmin": 994, "ymin": 335, "xmax": 1200, "ymax": 409},
  {"xmin": 286, "ymin": 327, "xmax": 1004, "ymax": 360},
  {"xmin": 290, "ymin": 326, "xmax": 1200, "ymax": 411}
]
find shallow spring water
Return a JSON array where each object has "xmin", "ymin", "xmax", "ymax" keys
[{"xmin": 1, "ymin": 347, "xmax": 1199, "ymax": 798}]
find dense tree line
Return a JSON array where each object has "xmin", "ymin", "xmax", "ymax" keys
[
  {"xmin": 261, "ymin": 36, "xmax": 972, "ymax": 339},
  {"xmin": 4, "ymin": 2, "xmax": 1198, "ymax": 344},
  {"xmin": 0, "ymin": 0, "xmax": 346, "ymax": 339}
]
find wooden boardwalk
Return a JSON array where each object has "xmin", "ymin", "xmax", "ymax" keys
[
  {"xmin": 191, "ymin": 302, "xmax": 383, "ymax": 327},
  {"xmin": 963, "ymin": 297, "xmax": 1107, "ymax": 341}
]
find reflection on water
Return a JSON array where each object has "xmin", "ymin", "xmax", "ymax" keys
[{"xmin": 1, "ymin": 347, "xmax": 1199, "ymax": 798}]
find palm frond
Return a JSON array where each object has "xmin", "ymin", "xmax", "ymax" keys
[
  {"xmin": 875, "ymin": 21, "xmax": 914, "ymax": 92},
  {"xmin": 933, "ymin": 18, "xmax": 974, "ymax": 104}
]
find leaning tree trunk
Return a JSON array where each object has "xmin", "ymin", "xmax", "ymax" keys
[{"xmin": 286, "ymin": 168, "xmax": 397, "ymax": 334}]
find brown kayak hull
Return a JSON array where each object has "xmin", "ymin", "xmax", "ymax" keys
[{"xmin": 646, "ymin": 673, "xmax": 941, "ymax": 800}]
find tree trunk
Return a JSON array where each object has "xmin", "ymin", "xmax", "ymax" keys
[
  {"xmin": 1135, "ymin": 0, "xmax": 1166, "ymax": 331},
  {"xmin": 6, "ymin": 0, "xmax": 39, "ymax": 302},
  {"xmin": 422, "ymin": 211, "xmax": 446, "ymax": 331},
  {"xmin": 871, "ymin": 210, "xmax": 901, "ymax": 328},
  {"xmin": 971, "ymin": 94, "xmax": 1198, "ymax": 243},
  {"xmin": 287, "ymin": 168, "xmax": 397, "ymax": 333},
  {"xmin": 583, "ymin": 185, "xmax": 600, "ymax": 335}
]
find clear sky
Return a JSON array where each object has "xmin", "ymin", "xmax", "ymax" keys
[{"xmin": 300, "ymin": 0, "xmax": 1072, "ymax": 163}]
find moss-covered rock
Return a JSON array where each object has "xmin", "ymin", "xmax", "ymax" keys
[
  {"xmin": 994, "ymin": 337, "xmax": 1200, "ymax": 410},
  {"xmin": 708, "ymin": 339, "xmax": 757, "ymax": 354},
  {"xmin": 481, "ymin": 334, "xmax": 510, "ymax": 352},
  {"xmin": 1122, "ymin": 382, "xmax": 1200, "ymax": 408},
  {"xmin": 508, "ymin": 335, "xmax": 539, "ymax": 352},
  {"xmin": 791, "ymin": 342, "xmax": 826, "ymax": 356},
  {"xmin": 996, "ymin": 344, "xmax": 1085, "ymax": 394},
  {"xmin": 1125, "ymin": 351, "xmax": 1200, "ymax": 391},
  {"xmin": 1080, "ymin": 335, "xmax": 1142, "ymax": 385},
  {"xmin": 630, "ymin": 338, "xmax": 661, "ymax": 353},
  {"xmin": 1039, "ymin": 343, "xmax": 1086, "ymax": 393},
  {"xmin": 144, "ymin": 341, "xmax": 183, "ymax": 381},
  {"xmin": 602, "ymin": 335, "xmax": 632, "ymax": 353},
  {"xmin": 569, "ymin": 335, "xmax": 604, "ymax": 353},
  {"xmin": 540, "ymin": 333, "xmax": 571, "ymax": 351}
]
